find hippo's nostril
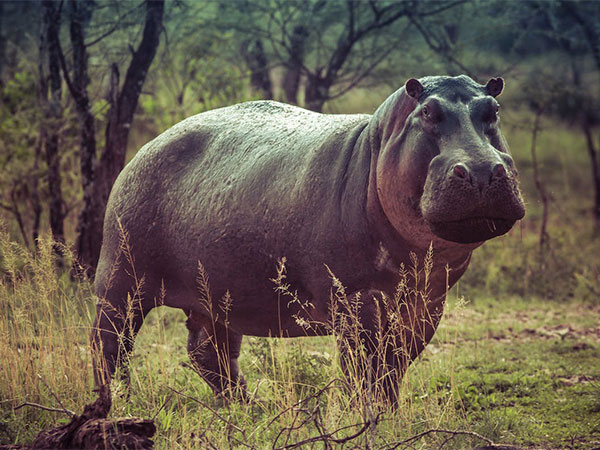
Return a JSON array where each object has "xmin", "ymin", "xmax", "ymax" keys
[
  {"xmin": 452, "ymin": 163, "xmax": 470, "ymax": 181},
  {"xmin": 492, "ymin": 163, "xmax": 506, "ymax": 179}
]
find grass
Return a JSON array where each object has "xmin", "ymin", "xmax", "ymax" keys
[
  {"xmin": 1, "ymin": 226, "xmax": 599, "ymax": 449},
  {"xmin": 1, "ymin": 79, "xmax": 599, "ymax": 448}
]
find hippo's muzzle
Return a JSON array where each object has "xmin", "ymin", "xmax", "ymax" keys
[
  {"xmin": 421, "ymin": 157, "xmax": 525, "ymax": 244},
  {"xmin": 427, "ymin": 216, "xmax": 517, "ymax": 244}
]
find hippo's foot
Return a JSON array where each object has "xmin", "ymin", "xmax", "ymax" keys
[{"xmin": 186, "ymin": 311, "xmax": 247, "ymax": 401}]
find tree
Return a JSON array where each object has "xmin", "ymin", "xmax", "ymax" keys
[
  {"xmin": 41, "ymin": 0, "xmax": 66, "ymax": 248},
  {"xmin": 520, "ymin": 0, "xmax": 600, "ymax": 227},
  {"xmin": 140, "ymin": 8, "xmax": 256, "ymax": 133},
  {"xmin": 217, "ymin": 0, "xmax": 464, "ymax": 112},
  {"xmin": 0, "ymin": 71, "xmax": 41, "ymax": 249},
  {"xmin": 58, "ymin": 0, "xmax": 98, "ymax": 270},
  {"xmin": 241, "ymin": 38, "xmax": 273, "ymax": 99},
  {"xmin": 70, "ymin": 0, "xmax": 165, "ymax": 273},
  {"xmin": 559, "ymin": 1, "xmax": 600, "ymax": 226}
]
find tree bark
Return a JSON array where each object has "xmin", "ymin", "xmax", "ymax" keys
[
  {"xmin": 31, "ymin": 135, "xmax": 42, "ymax": 249},
  {"xmin": 304, "ymin": 73, "xmax": 329, "ymax": 112},
  {"xmin": 529, "ymin": 109, "xmax": 550, "ymax": 250},
  {"xmin": 582, "ymin": 119, "xmax": 600, "ymax": 225},
  {"xmin": 66, "ymin": 0, "xmax": 99, "ymax": 273},
  {"xmin": 77, "ymin": 0, "xmax": 164, "ymax": 273},
  {"xmin": 282, "ymin": 25, "xmax": 308, "ymax": 104},
  {"xmin": 33, "ymin": 0, "xmax": 49, "ymax": 251},
  {"xmin": 41, "ymin": 0, "xmax": 66, "ymax": 248},
  {"xmin": 241, "ymin": 39, "xmax": 272, "ymax": 99}
]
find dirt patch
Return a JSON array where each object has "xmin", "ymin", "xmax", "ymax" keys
[
  {"xmin": 519, "ymin": 324, "xmax": 600, "ymax": 342},
  {"xmin": 556, "ymin": 375, "xmax": 596, "ymax": 386}
]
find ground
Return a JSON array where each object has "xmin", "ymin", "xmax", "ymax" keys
[
  {"xmin": 114, "ymin": 294, "xmax": 600, "ymax": 449},
  {"xmin": 1, "ymin": 237, "xmax": 599, "ymax": 449}
]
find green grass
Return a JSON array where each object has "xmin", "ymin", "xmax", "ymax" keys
[
  {"xmin": 1, "ymin": 229, "xmax": 599, "ymax": 449},
  {"xmin": 428, "ymin": 295, "xmax": 600, "ymax": 447}
]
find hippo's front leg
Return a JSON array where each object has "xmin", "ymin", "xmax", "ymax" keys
[
  {"xmin": 336, "ymin": 289, "xmax": 445, "ymax": 404},
  {"xmin": 90, "ymin": 298, "xmax": 149, "ymax": 387},
  {"xmin": 186, "ymin": 311, "xmax": 247, "ymax": 399}
]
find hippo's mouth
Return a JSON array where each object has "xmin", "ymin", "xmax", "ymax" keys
[{"xmin": 427, "ymin": 217, "xmax": 516, "ymax": 244}]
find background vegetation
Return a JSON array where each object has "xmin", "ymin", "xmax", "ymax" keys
[{"xmin": 1, "ymin": 0, "xmax": 599, "ymax": 448}]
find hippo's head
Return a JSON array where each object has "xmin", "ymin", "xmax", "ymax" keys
[{"xmin": 373, "ymin": 75, "xmax": 525, "ymax": 247}]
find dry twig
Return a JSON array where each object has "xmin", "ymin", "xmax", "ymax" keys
[
  {"xmin": 13, "ymin": 402, "xmax": 75, "ymax": 417},
  {"xmin": 384, "ymin": 428, "xmax": 496, "ymax": 449}
]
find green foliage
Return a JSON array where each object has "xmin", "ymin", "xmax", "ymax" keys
[
  {"xmin": 460, "ymin": 225, "xmax": 600, "ymax": 302},
  {"xmin": 0, "ymin": 70, "xmax": 44, "ymax": 244},
  {"xmin": 0, "ymin": 70, "xmax": 40, "ymax": 185},
  {"xmin": 247, "ymin": 337, "xmax": 333, "ymax": 397},
  {"xmin": 1, "ymin": 229, "xmax": 600, "ymax": 448},
  {"xmin": 0, "ymin": 225, "xmax": 96, "ymax": 444},
  {"xmin": 140, "ymin": 34, "xmax": 256, "ymax": 133},
  {"xmin": 0, "ymin": 67, "xmax": 83, "ymax": 245}
]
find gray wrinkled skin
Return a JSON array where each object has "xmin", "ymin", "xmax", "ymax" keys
[{"xmin": 92, "ymin": 75, "xmax": 525, "ymax": 400}]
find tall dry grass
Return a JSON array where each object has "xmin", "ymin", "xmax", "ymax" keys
[
  {"xmin": 0, "ymin": 225, "xmax": 96, "ymax": 442},
  {"xmin": 1, "ymin": 224, "xmax": 487, "ymax": 448}
]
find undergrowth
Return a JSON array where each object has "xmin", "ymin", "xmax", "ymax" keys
[{"xmin": 1, "ymin": 222, "xmax": 599, "ymax": 448}]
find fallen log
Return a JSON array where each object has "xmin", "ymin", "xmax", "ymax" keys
[{"xmin": 1, "ymin": 385, "xmax": 156, "ymax": 450}]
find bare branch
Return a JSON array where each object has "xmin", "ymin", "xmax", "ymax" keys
[
  {"xmin": 84, "ymin": 4, "xmax": 141, "ymax": 47},
  {"xmin": 385, "ymin": 428, "xmax": 496, "ymax": 449},
  {"xmin": 274, "ymin": 416, "xmax": 381, "ymax": 450},
  {"xmin": 418, "ymin": 0, "xmax": 467, "ymax": 18},
  {"xmin": 407, "ymin": 14, "xmax": 475, "ymax": 77},
  {"xmin": 14, "ymin": 402, "xmax": 75, "ymax": 417},
  {"xmin": 166, "ymin": 385, "xmax": 250, "ymax": 446},
  {"xmin": 266, "ymin": 378, "xmax": 342, "ymax": 429}
]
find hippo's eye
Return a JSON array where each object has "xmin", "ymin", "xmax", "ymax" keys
[
  {"xmin": 485, "ymin": 104, "xmax": 499, "ymax": 123},
  {"xmin": 422, "ymin": 102, "xmax": 442, "ymax": 122}
]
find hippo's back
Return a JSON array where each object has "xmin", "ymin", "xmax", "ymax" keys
[{"xmin": 95, "ymin": 101, "xmax": 371, "ymax": 327}]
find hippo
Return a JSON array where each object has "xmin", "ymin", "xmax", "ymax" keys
[{"xmin": 91, "ymin": 75, "xmax": 525, "ymax": 403}]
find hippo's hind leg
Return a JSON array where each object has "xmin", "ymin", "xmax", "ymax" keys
[
  {"xmin": 91, "ymin": 289, "xmax": 153, "ymax": 387},
  {"xmin": 186, "ymin": 311, "xmax": 247, "ymax": 399}
]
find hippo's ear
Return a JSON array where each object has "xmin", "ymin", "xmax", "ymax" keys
[
  {"xmin": 405, "ymin": 78, "xmax": 424, "ymax": 99},
  {"xmin": 485, "ymin": 77, "xmax": 504, "ymax": 97}
]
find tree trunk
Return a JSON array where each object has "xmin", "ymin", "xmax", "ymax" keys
[
  {"xmin": 34, "ymin": 0, "xmax": 49, "ymax": 251},
  {"xmin": 529, "ymin": 109, "xmax": 550, "ymax": 250},
  {"xmin": 0, "ymin": 188, "xmax": 30, "ymax": 249},
  {"xmin": 41, "ymin": 0, "xmax": 65, "ymax": 248},
  {"xmin": 67, "ymin": 0, "xmax": 99, "ymax": 274},
  {"xmin": 582, "ymin": 119, "xmax": 600, "ymax": 226},
  {"xmin": 77, "ymin": 0, "xmax": 164, "ymax": 273},
  {"xmin": 241, "ymin": 39, "xmax": 272, "ymax": 99},
  {"xmin": 568, "ymin": 50, "xmax": 600, "ymax": 229},
  {"xmin": 31, "ymin": 135, "xmax": 43, "ymax": 249},
  {"xmin": 304, "ymin": 73, "xmax": 329, "ymax": 112},
  {"xmin": 282, "ymin": 25, "xmax": 308, "ymax": 104}
]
